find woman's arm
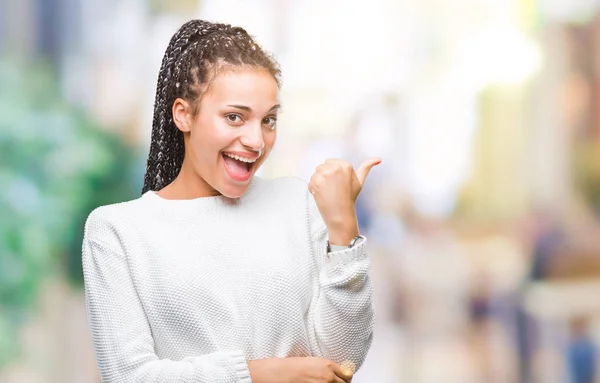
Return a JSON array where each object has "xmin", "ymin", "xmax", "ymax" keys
[
  {"xmin": 303, "ymin": 159, "xmax": 379, "ymax": 369},
  {"xmin": 305, "ymin": 191, "xmax": 375, "ymax": 371},
  {"xmin": 82, "ymin": 216, "xmax": 251, "ymax": 383}
]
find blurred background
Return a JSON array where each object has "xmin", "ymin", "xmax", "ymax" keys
[{"xmin": 2, "ymin": 0, "xmax": 600, "ymax": 382}]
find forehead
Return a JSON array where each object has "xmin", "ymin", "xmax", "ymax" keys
[{"xmin": 203, "ymin": 68, "xmax": 279, "ymax": 107}]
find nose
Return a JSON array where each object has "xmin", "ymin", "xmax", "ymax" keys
[{"xmin": 239, "ymin": 122, "xmax": 265, "ymax": 152}]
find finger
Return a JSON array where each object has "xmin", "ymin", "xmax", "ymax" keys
[
  {"xmin": 355, "ymin": 157, "xmax": 382, "ymax": 185},
  {"xmin": 332, "ymin": 363, "xmax": 354, "ymax": 382},
  {"xmin": 332, "ymin": 371, "xmax": 352, "ymax": 383},
  {"xmin": 339, "ymin": 360, "xmax": 356, "ymax": 380},
  {"xmin": 315, "ymin": 163, "xmax": 329, "ymax": 172},
  {"xmin": 333, "ymin": 372, "xmax": 352, "ymax": 382},
  {"xmin": 309, "ymin": 173, "xmax": 324, "ymax": 189}
]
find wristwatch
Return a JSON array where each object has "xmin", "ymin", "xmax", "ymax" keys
[{"xmin": 327, "ymin": 235, "xmax": 363, "ymax": 253}]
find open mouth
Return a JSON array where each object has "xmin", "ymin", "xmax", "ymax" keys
[{"xmin": 222, "ymin": 152, "xmax": 257, "ymax": 181}]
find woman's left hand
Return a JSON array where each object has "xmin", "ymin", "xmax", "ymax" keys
[{"xmin": 309, "ymin": 158, "xmax": 381, "ymax": 246}]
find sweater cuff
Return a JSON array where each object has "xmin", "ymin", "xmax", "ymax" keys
[
  {"xmin": 227, "ymin": 351, "xmax": 252, "ymax": 382},
  {"xmin": 326, "ymin": 236, "xmax": 368, "ymax": 266}
]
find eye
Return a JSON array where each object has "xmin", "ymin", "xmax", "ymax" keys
[
  {"xmin": 262, "ymin": 116, "xmax": 277, "ymax": 130},
  {"xmin": 225, "ymin": 114, "xmax": 243, "ymax": 125}
]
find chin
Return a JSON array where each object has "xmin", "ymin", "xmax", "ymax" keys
[
  {"xmin": 220, "ymin": 195, "xmax": 242, "ymax": 206},
  {"xmin": 218, "ymin": 183, "xmax": 251, "ymax": 200}
]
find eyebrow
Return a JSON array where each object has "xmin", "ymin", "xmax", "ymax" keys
[{"xmin": 227, "ymin": 104, "xmax": 281, "ymax": 113}]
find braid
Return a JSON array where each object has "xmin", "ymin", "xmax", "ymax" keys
[{"xmin": 141, "ymin": 20, "xmax": 280, "ymax": 194}]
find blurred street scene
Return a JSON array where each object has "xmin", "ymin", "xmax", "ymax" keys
[{"xmin": 2, "ymin": 0, "xmax": 600, "ymax": 382}]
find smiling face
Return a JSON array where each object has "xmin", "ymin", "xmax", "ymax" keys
[{"xmin": 172, "ymin": 67, "xmax": 280, "ymax": 199}]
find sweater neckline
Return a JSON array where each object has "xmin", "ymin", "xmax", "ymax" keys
[{"xmin": 141, "ymin": 177, "xmax": 263, "ymax": 214}]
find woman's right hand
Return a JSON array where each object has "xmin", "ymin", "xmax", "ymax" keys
[{"xmin": 248, "ymin": 357, "xmax": 353, "ymax": 383}]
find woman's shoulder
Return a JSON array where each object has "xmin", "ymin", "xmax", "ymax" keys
[
  {"xmin": 86, "ymin": 194, "xmax": 148, "ymax": 222},
  {"xmin": 83, "ymin": 195, "xmax": 148, "ymax": 246}
]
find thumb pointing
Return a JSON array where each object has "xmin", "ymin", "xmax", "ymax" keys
[{"xmin": 355, "ymin": 157, "xmax": 382, "ymax": 185}]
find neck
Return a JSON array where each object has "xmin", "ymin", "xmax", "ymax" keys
[{"xmin": 157, "ymin": 160, "xmax": 220, "ymax": 200}]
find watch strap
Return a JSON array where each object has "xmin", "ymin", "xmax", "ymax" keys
[{"xmin": 326, "ymin": 235, "xmax": 363, "ymax": 253}]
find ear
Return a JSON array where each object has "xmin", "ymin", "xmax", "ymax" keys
[{"xmin": 172, "ymin": 98, "xmax": 193, "ymax": 132}]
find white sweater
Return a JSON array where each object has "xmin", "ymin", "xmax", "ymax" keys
[{"xmin": 82, "ymin": 176, "xmax": 374, "ymax": 383}]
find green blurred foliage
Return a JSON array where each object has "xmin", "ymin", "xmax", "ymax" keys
[{"xmin": 0, "ymin": 58, "xmax": 142, "ymax": 366}]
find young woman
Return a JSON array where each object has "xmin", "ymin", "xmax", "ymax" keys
[{"xmin": 82, "ymin": 19, "xmax": 380, "ymax": 383}]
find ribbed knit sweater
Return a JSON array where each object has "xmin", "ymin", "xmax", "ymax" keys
[{"xmin": 82, "ymin": 176, "xmax": 374, "ymax": 382}]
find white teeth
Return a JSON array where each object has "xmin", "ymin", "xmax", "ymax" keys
[{"xmin": 224, "ymin": 152, "xmax": 257, "ymax": 163}]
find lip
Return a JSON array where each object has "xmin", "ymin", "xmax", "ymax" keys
[{"xmin": 221, "ymin": 152, "xmax": 256, "ymax": 182}]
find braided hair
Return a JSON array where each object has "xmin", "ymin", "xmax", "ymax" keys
[{"xmin": 141, "ymin": 20, "xmax": 281, "ymax": 194}]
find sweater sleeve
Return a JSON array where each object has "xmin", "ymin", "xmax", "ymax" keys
[
  {"xmin": 82, "ymin": 213, "xmax": 251, "ymax": 383},
  {"xmin": 305, "ymin": 190, "xmax": 375, "ymax": 370}
]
